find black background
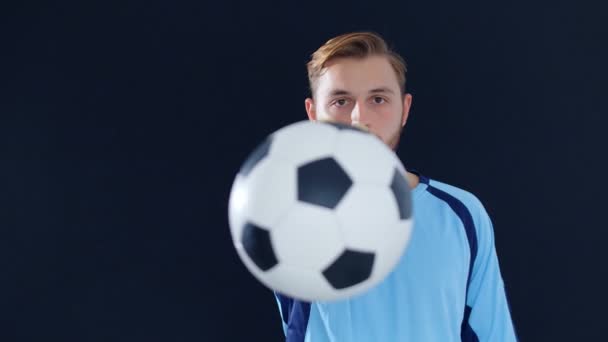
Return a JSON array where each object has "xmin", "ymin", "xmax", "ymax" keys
[{"xmin": 2, "ymin": 0, "xmax": 607, "ymax": 341}]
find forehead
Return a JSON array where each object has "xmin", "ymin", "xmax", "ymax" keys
[{"xmin": 316, "ymin": 55, "xmax": 400, "ymax": 96}]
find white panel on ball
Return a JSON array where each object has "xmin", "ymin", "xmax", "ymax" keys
[
  {"xmin": 228, "ymin": 175, "xmax": 248, "ymax": 244},
  {"xmin": 335, "ymin": 185, "xmax": 406, "ymax": 250},
  {"xmin": 336, "ymin": 184, "xmax": 413, "ymax": 282},
  {"xmin": 272, "ymin": 203, "xmax": 345, "ymax": 270},
  {"xmin": 333, "ymin": 130, "xmax": 401, "ymax": 186},
  {"xmin": 269, "ymin": 121, "xmax": 339, "ymax": 167},
  {"xmin": 262, "ymin": 264, "xmax": 337, "ymax": 301},
  {"xmin": 228, "ymin": 157, "xmax": 296, "ymax": 234}
]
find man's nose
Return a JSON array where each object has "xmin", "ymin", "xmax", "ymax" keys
[{"xmin": 351, "ymin": 103, "xmax": 370, "ymax": 127}]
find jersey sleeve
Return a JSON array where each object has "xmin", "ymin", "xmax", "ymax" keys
[
  {"xmin": 274, "ymin": 292, "xmax": 289, "ymax": 336},
  {"xmin": 465, "ymin": 204, "xmax": 518, "ymax": 341},
  {"xmin": 273, "ymin": 292, "xmax": 312, "ymax": 341}
]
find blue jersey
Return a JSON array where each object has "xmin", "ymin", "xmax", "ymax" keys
[{"xmin": 274, "ymin": 173, "xmax": 517, "ymax": 341}]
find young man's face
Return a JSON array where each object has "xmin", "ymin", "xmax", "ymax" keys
[{"xmin": 305, "ymin": 55, "xmax": 412, "ymax": 150}]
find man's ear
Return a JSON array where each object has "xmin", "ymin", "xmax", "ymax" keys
[
  {"xmin": 305, "ymin": 98, "xmax": 317, "ymax": 121},
  {"xmin": 401, "ymin": 93, "xmax": 413, "ymax": 127}
]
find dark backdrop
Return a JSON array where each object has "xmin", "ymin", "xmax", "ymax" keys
[{"xmin": 2, "ymin": 0, "xmax": 607, "ymax": 341}]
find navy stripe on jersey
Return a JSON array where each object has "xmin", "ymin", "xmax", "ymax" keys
[
  {"xmin": 275, "ymin": 293, "xmax": 311, "ymax": 342},
  {"xmin": 425, "ymin": 183, "xmax": 479, "ymax": 341},
  {"xmin": 461, "ymin": 305, "xmax": 480, "ymax": 342},
  {"xmin": 418, "ymin": 174, "xmax": 430, "ymax": 185}
]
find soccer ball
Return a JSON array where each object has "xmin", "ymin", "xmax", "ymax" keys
[{"xmin": 228, "ymin": 120, "xmax": 414, "ymax": 302}]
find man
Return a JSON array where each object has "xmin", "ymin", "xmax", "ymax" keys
[{"xmin": 274, "ymin": 32, "xmax": 517, "ymax": 341}]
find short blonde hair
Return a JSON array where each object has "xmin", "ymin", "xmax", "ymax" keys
[{"xmin": 307, "ymin": 32, "xmax": 407, "ymax": 97}]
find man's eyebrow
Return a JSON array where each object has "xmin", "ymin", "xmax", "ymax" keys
[
  {"xmin": 328, "ymin": 89, "xmax": 352, "ymax": 96},
  {"xmin": 368, "ymin": 87, "xmax": 395, "ymax": 94},
  {"xmin": 328, "ymin": 87, "xmax": 395, "ymax": 97}
]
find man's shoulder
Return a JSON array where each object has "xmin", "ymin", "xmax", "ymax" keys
[
  {"xmin": 421, "ymin": 175, "xmax": 495, "ymax": 241},
  {"xmin": 423, "ymin": 175, "xmax": 487, "ymax": 215}
]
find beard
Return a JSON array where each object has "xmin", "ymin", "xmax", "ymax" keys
[
  {"xmin": 386, "ymin": 109, "xmax": 405, "ymax": 151},
  {"xmin": 387, "ymin": 121, "xmax": 404, "ymax": 151},
  {"xmin": 351, "ymin": 118, "xmax": 403, "ymax": 151}
]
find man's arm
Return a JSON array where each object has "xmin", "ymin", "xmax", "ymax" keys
[{"xmin": 464, "ymin": 205, "xmax": 518, "ymax": 341}]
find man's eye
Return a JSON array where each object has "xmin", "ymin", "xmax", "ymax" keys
[
  {"xmin": 335, "ymin": 99, "xmax": 348, "ymax": 107},
  {"xmin": 373, "ymin": 97, "xmax": 386, "ymax": 104}
]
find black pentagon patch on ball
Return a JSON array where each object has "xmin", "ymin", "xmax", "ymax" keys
[
  {"xmin": 390, "ymin": 168, "xmax": 413, "ymax": 220},
  {"xmin": 239, "ymin": 136, "xmax": 273, "ymax": 177},
  {"xmin": 297, "ymin": 157, "xmax": 352, "ymax": 209},
  {"xmin": 322, "ymin": 249, "xmax": 375, "ymax": 289},
  {"xmin": 241, "ymin": 222, "xmax": 278, "ymax": 271}
]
